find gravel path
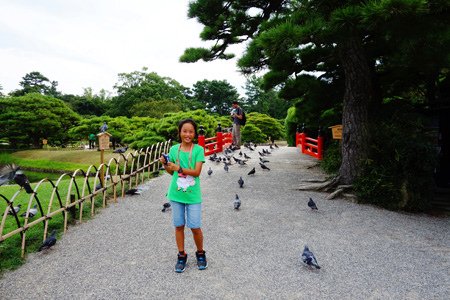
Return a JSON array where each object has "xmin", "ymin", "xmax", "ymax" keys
[{"xmin": 0, "ymin": 146, "xmax": 449, "ymax": 299}]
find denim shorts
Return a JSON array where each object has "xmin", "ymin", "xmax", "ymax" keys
[{"xmin": 170, "ymin": 201, "xmax": 202, "ymax": 229}]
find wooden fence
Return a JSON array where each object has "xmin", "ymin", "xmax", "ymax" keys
[{"xmin": 0, "ymin": 140, "xmax": 171, "ymax": 257}]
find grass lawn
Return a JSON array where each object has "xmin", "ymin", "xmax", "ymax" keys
[{"xmin": 0, "ymin": 148, "xmax": 154, "ymax": 275}]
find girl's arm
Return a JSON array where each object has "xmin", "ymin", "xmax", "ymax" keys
[{"xmin": 178, "ymin": 161, "xmax": 203, "ymax": 177}]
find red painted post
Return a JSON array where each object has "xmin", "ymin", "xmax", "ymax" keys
[
  {"xmin": 295, "ymin": 131, "xmax": 300, "ymax": 147},
  {"xmin": 301, "ymin": 132, "xmax": 307, "ymax": 154},
  {"xmin": 317, "ymin": 136, "xmax": 324, "ymax": 160},
  {"xmin": 217, "ymin": 131, "xmax": 223, "ymax": 153},
  {"xmin": 317, "ymin": 127, "xmax": 323, "ymax": 160}
]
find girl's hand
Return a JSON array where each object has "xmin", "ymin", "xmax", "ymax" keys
[{"xmin": 166, "ymin": 162, "xmax": 179, "ymax": 172}]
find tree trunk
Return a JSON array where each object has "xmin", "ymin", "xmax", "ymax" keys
[{"xmin": 338, "ymin": 35, "xmax": 373, "ymax": 185}]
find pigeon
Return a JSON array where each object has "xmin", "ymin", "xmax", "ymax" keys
[
  {"xmin": 308, "ymin": 198, "xmax": 318, "ymax": 210},
  {"xmin": 113, "ymin": 146, "xmax": 128, "ymax": 153},
  {"xmin": 207, "ymin": 167, "xmax": 213, "ymax": 176},
  {"xmin": 244, "ymin": 153, "xmax": 251, "ymax": 159},
  {"xmin": 270, "ymin": 144, "xmax": 274, "ymax": 149},
  {"xmin": 259, "ymin": 157, "xmax": 270, "ymax": 163},
  {"xmin": 259, "ymin": 163, "xmax": 271, "ymax": 171},
  {"xmin": 8, "ymin": 204, "xmax": 21, "ymax": 215},
  {"xmin": 38, "ymin": 230, "xmax": 57, "ymax": 251},
  {"xmin": 274, "ymin": 143, "xmax": 279, "ymax": 148},
  {"xmin": 301, "ymin": 245, "xmax": 321, "ymax": 269},
  {"xmin": 239, "ymin": 151, "xmax": 243, "ymax": 156},
  {"xmin": 224, "ymin": 163, "xmax": 229, "ymax": 172},
  {"xmin": 126, "ymin": 188, "xmax": 142, "ymax": 195},
  {"xmin": 21, "ymin": 204, "xmax": 38, "ymax": 218},
  {"xmin": 234, "ymin": 194, "xmax": 241, "ymax": 210},
  {"xmin": 238, "ymin": 176, "xmax": 244, "ymax": 188},
  {"xmin": 237, "ymin": 160, "xmax": 247, "ymax": 166},
  {"xmin": 258, "ymin": 151, "xmax": 265, "ymax": 156},
  {"xmin": 247, "ymin": 167, "xmax": 256, "ymax": 176},
  {"xmin": 162, "ymin": 202, "xmax": 171, "ymax": 212},
  {"xmin": 0, "ymin": 164, "xmax": 33, "ymax": 193}
]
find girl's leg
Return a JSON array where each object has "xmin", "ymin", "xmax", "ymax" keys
[
  {"xmin": 191, "ymin": 228, "xmax": 203, "ymax": 252},
  {"xmin": 175, "ymin": 225, "xmax": 185, "ymax": 254}
]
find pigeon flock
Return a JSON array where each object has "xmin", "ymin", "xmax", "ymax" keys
[{"xmin": 200, "ymin": 142, "xmax": 322, "ymax": 271}]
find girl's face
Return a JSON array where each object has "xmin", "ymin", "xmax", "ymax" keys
[{"xmin": 179, "ymin": 123, "xmax": 195, "ymax": 144}]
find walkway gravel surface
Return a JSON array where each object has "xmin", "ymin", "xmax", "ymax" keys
[{"xmin": 0, "ymin": 146, "xmax": 449, "ymax": 299}]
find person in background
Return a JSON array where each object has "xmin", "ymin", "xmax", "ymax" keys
[
  {"xmin": 88, "ymin": 133, "xmax": 96, "ymax": 149},
  {"xmin": 231, "ymin": 101, "xmax": 243, "ymax": 149}
]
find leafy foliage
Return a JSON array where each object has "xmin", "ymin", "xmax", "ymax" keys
[
  {"xmin": 107, "ymin": 67, "xmax": 189, "ymax": 117},
  {"xmin": 354, "ymin": 103, "xmax": 437, "ymax": 211},
  {"xmin": 0, "ymin": 93, "xmax": 80, "ymax": 148},
  {"xmin": 191, "ymin": 79, "xmax": 240, "ymax": 115},
  {"xmin": 9, "ymin": 71, "xmax": 61, "ymax": 98}
]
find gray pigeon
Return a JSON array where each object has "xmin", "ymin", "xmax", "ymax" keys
[
  {"xmin": 301, "ymin": 245, "xmax": 321, "ymax": 269},
  {"xmin": 8, "ymin": 204, "xmax": 21, "ymax": 215},
  {"xmin": 259, "ymin": 162, "xmax": 271, "ymax": 171},
  {"xmin": 244, "ymin": 153, "xmax": 251, "ymax": 159},
  {"xmin": 234, "ymin": 194, "xmax": 241, "ymax": 210},
  {"xmin": 38, "ymin": 230, "xmax": 57, "ymax": 251},
  {"xmin": 238, "ymin": 176, "xmax": 244, "ymax": 188},
  {"xmin": 162, "ymin": 202, "xmax": 171, "ymax": 212},
  {"xmin": 224, "ymin": 163, "xmax": 229, "ymax": 172},
  {"xmin": 308, "ymin": 198, "xmax": 318, "ymax": 210},
  {"xmin": 207, "ymin": 167, "xmax": 213, "ymax": 176},
  {"xmin": 259, "ymin": 157, "xmax": 270, "ymax": 163},
  {"xmin": 247, "ymin": 167, "xmax": 255, "ymax": 176},
  {"xmin": 113, "ymin": 146, "xmax": 128, "ymax": 153},
  {"xmin": 126, "ymin": 188, "xmax": 141, "ymax": 195},
  {"xmin": 21, "ymin": 204, "xmax": 38, "ymax": 218},
  {"xmin": 0, "ymin": 164, "xmax": 33, "ymax": 193}
]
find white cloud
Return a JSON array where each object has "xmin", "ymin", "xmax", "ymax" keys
[{"xmin": 0, "ymin": 0, "xmax": 248, "ymax": 96}]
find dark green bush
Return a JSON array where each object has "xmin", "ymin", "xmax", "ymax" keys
[
  {"xmin": 320, "ymin": 141, "xmax": 341, "ymax": 174},
  {"xmin": 354, "ymin": 104, "xmax": 436, "ymax": 211}
]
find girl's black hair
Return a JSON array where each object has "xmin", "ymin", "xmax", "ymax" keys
[{"xmin": 178, "ymin": 118, "xmax": 198, "ymax": 141}]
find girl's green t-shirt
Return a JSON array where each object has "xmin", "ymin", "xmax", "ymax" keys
[{"xmin": 166, "ymin": 143, "xmax": 205, "ymax": 204}]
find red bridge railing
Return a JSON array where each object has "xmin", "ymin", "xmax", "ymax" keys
[
  {"xmin": 295, "ymin": 125, "xmax": 324, "ymax": 160},
  {"xmin": 198, "ymin": 124, "xmax": 233, "ymax": 156}
]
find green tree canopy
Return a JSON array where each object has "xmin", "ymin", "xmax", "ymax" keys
[
  {"xmin": 181, "ymin": 0, "xmax": 450, "ymax": 187},
  {"xmin": 107, "ymin": 67, "xmax": 189, "ymax": 117},
  {"xmin": 10, "ymin": 71, "xmax": 61, "ymax": 97},
  {"xmin": 0, "ymin": 93, "xmax": 80, "ymax": 148},
  {"xmin": 191, "ymin": 79, "xmax": 240, "ymax": 115}
]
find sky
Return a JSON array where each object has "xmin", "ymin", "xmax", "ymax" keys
[{"xmin": 0, "ymin": 0, "xmax": 249, "ymax": 97}]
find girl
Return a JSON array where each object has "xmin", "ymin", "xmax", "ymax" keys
[{"xmin": 161, "ymin": 119, "xmax": 206, "ymax": 273}]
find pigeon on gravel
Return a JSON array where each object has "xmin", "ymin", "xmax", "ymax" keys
[
  {"xmin": 259, "ymin": 157, "xmax": 270, "ymax": 163},
  {"xmin": 0, "ymin": 164, "xmax": 33, "ymax": 193},
  {"xmin": 8, "ymin": 204, "xmax": 21, "ymax": 215},
  {"xmin": 301, "ymin": 245, "xmax": 321, "ymax": 269},
  {"xmin": 126, "ymin": 188, "xmax": 142, "ymax": 195},
  {"xmin": 38, "ymin": 230, "xmax": 57, "ymax": 251},
  {"xmin": 21, "ymin": 204, "xmax": 38, "ymax": 218},
  {"xmin": 308, "ymin": 198, "xmax": 318, "ymax": 210},
  {"xmin": 207, "ymin": 167, "xmax": 213, "ymax": 176},
  {"xmin": 162, "ymin": 202, "xmax": 171, "ymax": 212},
  {"xmin": 259, "ymin": 163, "xmax": 271, "ymax": 171},
  {"xmin": 238, "ymin": 177, "xmax": 244, "ymax": 188},
  {"xmin": 247, "ymin": 167, "xmax": 255, "ymax": 176},
  {"xmin": 234, "ymin": 194, "xmax": 241, "ymax": 210},
  {"xmin": 224, "ymin": 163, "xmax": 229, "ymax": 172},
  {"xmin": 244, "ymin": 153, "xmax": 251, "ymax": 159}
]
